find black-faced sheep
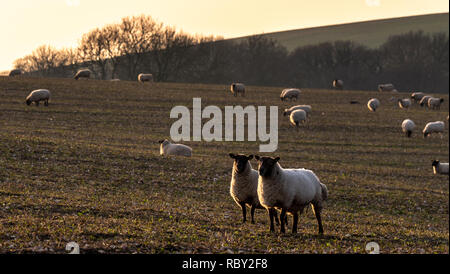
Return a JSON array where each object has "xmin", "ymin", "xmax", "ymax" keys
[
  {"xmin": 74, "ymin": 69, "xmax": 91, "ymax": 80},
  {"xmin": 159, "ymin": 139, "xmax": 192, "ymax": 157},
  {"xmin": 280, "ymin": 88, "xmax": 301, "ymax": 101},
  {"xmin": 423, "ymin": 121, "xmax": 445, "ymax": 138},
  {"xmin": 230, "ymin": 83, "xmax": 245, "ymax": 97},
  {"xmin": 26, "ymin": 89, "xmax": 51, "ymax": 106},
  {"xmin": 9, "ymin": 69, "xmax": 22, "ymax": 77},
  {"xmin": 367, "ymin": 98, "xmax": 380, "ymax": 112},
  {"xmin": 332, "ymin": 79, "xmax": 344, "ymax": 90},
  {"xmin": 432, "ymin": 160, "xmax": 449, "ymax": 175},
  {"xmin": 138, "ymin": 73, "xmax": 153, "ymax": 83},
  {"xmin": 401, "ymin": 119, "xmax": 415, "ymax": 137}
]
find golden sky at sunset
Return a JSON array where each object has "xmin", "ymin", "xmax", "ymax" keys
[{"xmin": 0, "ymin": 0, "xmax": 448, "ymax": 71}]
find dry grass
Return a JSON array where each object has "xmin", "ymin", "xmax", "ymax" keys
[{"xmin": 0, "ymin": 76, "xmax": 448, "ymax": 254}]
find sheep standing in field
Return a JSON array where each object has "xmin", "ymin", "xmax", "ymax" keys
[
  {"xmin": 74, "ymin": 69, "xmax": 91, "ymax": 80},
  {"xmin": 432, "ymin": 160, "xmax": 449, "ymax": 175},
  {"xmin": 423, "ymin": 121, "xmax": 445, "ymax": 138},
  {"xmin": 398, "ymin": 98, "xmax": 411, "ymax": 109},
  {"xmin": 332, "ymin": 79, "xmax": 344, "ymax": 90},
  {"xmin": 9, "ymin": 69, "xmax": 22, "ymax": 77},
  {"xmin": 230, "ymin": 83, "xmax": 245, "ymax": 97},
  {"xmin": 159, "ymin": 139, "xmax": 192, "ymax": 157},
  {"xmin": 367, "ymin": 98, "xmax": 380, "ymax": 112},
  {"xmin": 229, "ymin": 153, "xmax": 283, "ymax": 225},
  {"xmin": 283, "ymin": 105, "xmax": 312, "ymax": 117},
  {"xmin": 289, "ymin": 109, "xmax": 307, "ymax": 128},
  {"xmin": 138, "ymin": 73, "xmax": 153, "ymax": 83},
  {"xmin": 411, "ymin": 92, "xmax": 425, "ymax": 103},
  {"xmin": 25, "ymin": 89, "xmax": 51, "ymax": 106},
  {"xmin": 419, "ymin": 96, "xmax": 432, "ymax": 107},
  {"xmin": 378, "ymin": 83, "xmax": 397, "ymax": 92},
  {"xmin": 428, "ymin": 98, "xmax": 444, "ymax": 110},
  {"xmin": 280, "ymin": 88, "xmax": 301, "ymax": 101},
  {"xmin": 255, "ymin": 156, "xmax": 328, "ymax": 234},
  {"xmin": 401, "ymin": 119, "xmax": 415, "ymax": 137}
]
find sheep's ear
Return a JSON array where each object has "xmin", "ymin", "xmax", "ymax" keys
[
  {"xmin": 247, "ymin": 155, "xmax": 253, "ymax": 160},
  {"xmin": 274, "ymin": 157, "xmax": 280, "ymax": 162},
  {"xmin": 229, "ymin": 153, "xmax": 236, "ymax": 159},
  {"xmin": 254, "ymin": 155, "xmax": 260, "ymax": 161}
]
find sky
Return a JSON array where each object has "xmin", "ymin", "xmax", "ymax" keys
[{"xmin": 0, "ymin": 0, "xmax": 448, "ymax": 71}]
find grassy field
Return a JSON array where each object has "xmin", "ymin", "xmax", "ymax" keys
[
  {"xmin": 229, "ymin": 13, "xmax": 449, "ymax": 51},
  {"xmin": 0, "ymin": 76, "xmax": 448, "ymax": 254}
]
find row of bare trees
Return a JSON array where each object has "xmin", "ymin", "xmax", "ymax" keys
[{"xmin": 13, "ymin": 15, "xmax": 449, "ymax": 93}]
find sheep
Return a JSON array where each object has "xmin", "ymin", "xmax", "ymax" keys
[
  {"xmin": 158, "ymin": 139, "xmax": 192, "ymax": 157},
  {"xmin": 378, "ymin": 83, "xmax": 396, "ymax": 92},
  {"xmin": 398, "ymin": 98, "xmax": 411, "ymax": 109},
  {"xmin": 229, "ymin": 153, "xmax": 284, "ymax": 225},
  {"xmin": 289, "ymin": 109, "xmax": 307, "ymax": 128},
  {"xmin": 428, "ymin": 98, "xmax": 444, "ymax": 110},
  {"xmin": 255, "ymin": 155, "xmax": 328, "ymax": 234},
  {"xmin": 367, "ymin": 98, "xmax": 380, "ymax": 112},
  {"xmin": 332, "ymin": 79, "xmax": 344, "ymax": 90},
  {"xmin": 138, "ymin": 73, "xmax": 153, "ymax": 83},
  {"xmin": 401, "ymin": 119, "xmax": 415, "ymax": 137},
  {"xmin": 423, "ymin": 121, "xmax": 445, "ymax": 138},
  {"xmin": 280, "ymin": 88, "xmax": 301, "ymax": 101},
  {"xmin": 230, "ymin": 83, "xmax": 245, "ymax": 97},
  {"xmin": 26, "ymin": 89, "xmax": 51, "ymax": 106},
  {"xmin": 74, "ymin": 69, "xmax": 91, "ymax": 80},
  {"xmin": 9, "ymin": 69, "xmax": 22, "ymax": 77},
  {"xmin": 432, "ymin": 160, "xmax": 449, "ymax": 175},
  {"xmin": 410, "ymin": 92, "xmax": 425, "ymax": 103},
  {"xmin": 283, "ymin": 105, "xmax": 312, "ymax": 117},
  {"xmin": 419, "ymin": 96, "xmax": 432, "ymax": 107}
]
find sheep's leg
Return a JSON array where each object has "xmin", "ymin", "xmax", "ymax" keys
[
  {"xmin": 268, "ymin": 208, "xmax": 275, "ymax": 232},
  {"xmin": 44, "ymin": 99, "xmax": 48, "ymax": 106},
  {"xmin": 292, "ymin": 212, "xmax": 298, "ymax": 233},
  {"xmin": 240, "ymin": 202, "xmax": 247, "ymax": 223},
  {"xmin": 274, "ymin": 210, "xmax": 280, "ymax": 225},
  {"xmin": 250, "ymin": 204, "xmax": 256, "ymax": 224},
  {"xmin": 312, "ymin": 204, "xmax": 324, "ymax": 234},
  {"xmin": 280, "ymin": 208, "xmax": 287, "ymax": 233}
]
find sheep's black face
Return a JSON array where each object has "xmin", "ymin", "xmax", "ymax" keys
[
  {"xmin": 229, "ymin": 153, "xmax": 253, "ymax": 173},
  {"xmin": 432, "ymin": 160, "xmax": 439, "ymax": 167},
  {"xmin": 255, "ymin": 156, "xmax": 280, "ymax": 177},
  {"xmin": 26, "ymin": 100, "xmax": 31, "ymax": 106}
]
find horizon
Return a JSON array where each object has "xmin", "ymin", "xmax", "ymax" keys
[{"xmin": 1, "ymin": 0, "xmax": 449, "ymax": 72}]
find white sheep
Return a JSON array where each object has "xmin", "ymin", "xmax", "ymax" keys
[
  {"xmin": 74, "ymin": 69, "xmax": 91, "ymax": 80},
  {"xmin": 401, "ymin": 119, "xmax": 415, "ymax": 137},
  {"xmin": 230, "ymin": 83, "xmax": 245, "ymax": 97},
  {"xmin": 26, "ymin": 89, "xmax": 51, "ymax": 106},
  {"xmin": 283, "ymin": 105, "xmax": 312, "ymax": 117},
  {"xmin": 419, "ymin": 96, "xmax": 432, "ymax": 107},
  {"xmin": 138, "ymin": 73, "xmax": 153, "ymax": 83},
  {"xmin": 428, "ymin": 98, "xmax": 444, "ymax": 110},
  {"xmin": 332, "ymin": 79, "xmax": 344, "ymax": 90},
  {"xmin": 9, "ymin": 69, "xmax": 22, "ymax": 77},
  {"xmin": 432, "ymin": 160, "xmax": 449, "ymax": 175},
  {"xmin": 378, "ymin": 83, "xmax": 396, "ymax": 92},
  {"xmin": 398, "ymin": 98, "xmax": 411, "ymax": 109},
  {"xmin": 158, "ymin": 139, "xmax": 192, "ymax": 157},
  {"xmin": 255, "ymin": 156, "xmax": 328, "ymax": 234},
  {"xmin": 289, "ymin": 109, "xmax": 307, "ymax": 128},
  {"xmin": 423, "ymin": 121, "xmax": 445, "ymax": 138},
  {"xmin": 280, "ymin": 88, "xmax": 301, "ymax": 101},
  {"xmin": 367, "ymin": 98, "xmax": 380, "ymax": 112},
  {"xmin": 410, "ymin": 92, "xmax": 425, "ymax": 103}
]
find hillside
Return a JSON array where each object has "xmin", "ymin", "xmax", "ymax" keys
[
  {"xmin": 229, "ymin": 13, "xmax": 449, "ymax": 51},
  {"xmin": 0, "ymin": 76, "xmax": 448, "ymax": 254}
]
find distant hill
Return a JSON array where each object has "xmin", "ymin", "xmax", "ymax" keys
[{"xmin": 228, "ymin": 13, "xmax": 449, "ymax": 51}]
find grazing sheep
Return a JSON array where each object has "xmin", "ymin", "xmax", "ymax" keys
[
  {"xmin": 423, "ymin": 121, "xmax": 445, "ymax": 138},
  {"xmin": 419, "ymin": 96, "xmax": 432, "ymax": 107},
  {"xmin": 74, "ymin": 69, "xmax": 91, "ymax": 80},
  {"xmin": 229, "ymin": 153, "xmax": 283, "ymax": 225},
  {"xmin": 289, "ymin": 109, "xmax": 307, "ymax": 128},
  {"xmin": 280, "ymin": 88, "xmax": 301, "ymax": 101},
  {"xmin": 230, "ymin": 83, "xmax": 245, "ymax": 97},
  {"xmin": 428, "ymin": 98, "xmax": 444, "ymax": 110},
  {"xmin": 367, "ymin": 98, "xmax": 380, "ymax": 112},
  {"xmin": 401, "ymin": 119, "xmax": 415, "ymax": 137},
  {"xmin": 432, "ymin": 160, "xmax": 449, "ymax": 175},
  {"xmin": 158, "ymin": 139, "xmax": 192, "ymax": 157},
  {"xmin": 398, "ymin": 98, "xmax": 412, "ymax": 109},
  {"xmin": 138, "ymin": 73, "xmax": 153, "ymax": 83},
  {"xmin": 378, "ymin": 84, "xmax": 396, "ymax": 92},
  {"xmin": 332, "ymin": 79, "xmax": 344, "ymax": 90},
  {"xmin": 411, "ymin": 92, "xmax": 425, "ymax": 103},
  {"xmin": 283, "ymin": 105, "xmax": 312, "ymax": 117},
  {"xmin": 26, "ymin": 89, "xmax": 51, "ymax": 106},
  {"xmin": 255, "ymin": 156, "xmax": 328, "ymax": 234},
  {"xmin": 9, "ymin": 69, "xmax": 22, "ymax": 77}
]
